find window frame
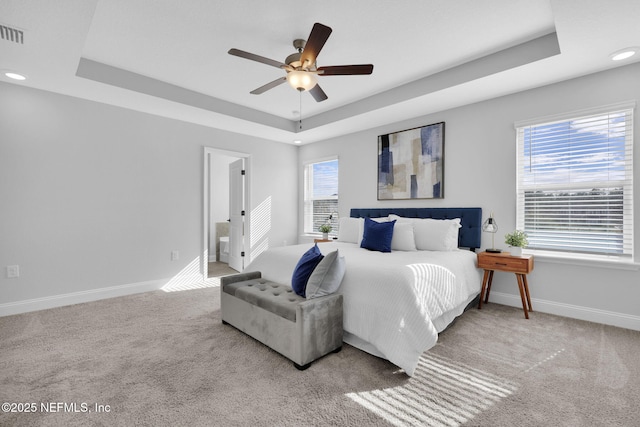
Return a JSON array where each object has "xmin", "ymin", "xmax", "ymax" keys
[
  {"xmin": 514, "ymin": 101, "xmax": 635, "ymax": 264},
  {"xmin": 303, "ymin": 156, "xmax": 339, "ymax": 236}
]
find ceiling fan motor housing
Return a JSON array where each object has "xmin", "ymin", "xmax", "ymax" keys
[
  {"xmin": 285, "ymin": 51, "xmax": 302, "ymax": 69},
  {"xmin": 285, "ymin": 39, "xmax": 316, "ymax": 71}
]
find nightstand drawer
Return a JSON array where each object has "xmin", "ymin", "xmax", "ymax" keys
[{"xmin": 477, "ymin": 252, "xmax": 533, "ymax": 274}]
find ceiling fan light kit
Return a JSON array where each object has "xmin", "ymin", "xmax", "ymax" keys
[
  {"xmin": 287, "ymin": 69, "xmax": 317, "ymax": 91},
  {"xmin": 228, "ymin": 23, "xmax": 373, "ymax": 102}
]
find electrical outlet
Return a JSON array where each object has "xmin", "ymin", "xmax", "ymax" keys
[
  {"xmin": 171, "ymin": 251, "xmax": 179, "ymax": 261},
  {"xmin": 6, "ymin": 265, "xmax": 19, "ymax": 278}
]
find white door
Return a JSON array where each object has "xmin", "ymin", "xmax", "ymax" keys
[{"xmin": 228, "ymin": 158, "xmax": 245, "ymax": 272}]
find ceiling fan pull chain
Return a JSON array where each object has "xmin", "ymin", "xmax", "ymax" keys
[{"xmin": 299, "ymin": 91, "xmax": 303, "ymax": 130}]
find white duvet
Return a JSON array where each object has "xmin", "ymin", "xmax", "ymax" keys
[{"xmin": 245, "ymin": 242, "xmax": 482, "ymax": 376}]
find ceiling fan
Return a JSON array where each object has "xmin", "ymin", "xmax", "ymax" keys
[{"xmin": 228, "ymin": 22, "xmax": 373, "ymax": 102}]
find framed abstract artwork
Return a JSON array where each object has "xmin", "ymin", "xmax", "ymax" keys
[{"xmin": 377, "ymin": 122, "xmax": 445, "ymax": 200}]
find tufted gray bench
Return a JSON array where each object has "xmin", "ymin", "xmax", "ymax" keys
[{"xmin": 220, "ymin": 271, "xmax": 343, "ymax": 370}]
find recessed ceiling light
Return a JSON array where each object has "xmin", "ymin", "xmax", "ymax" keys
[
  {"xmin": 4, "ymin": 71, "xmax": 27, "ymax": 80},
  {"xmin": 293, "ymin": 140, "xmax": 302, "ymax": 144},
  {"xmin": 610, "ymin": 48, "xmax": 638, "ymax": 61}
]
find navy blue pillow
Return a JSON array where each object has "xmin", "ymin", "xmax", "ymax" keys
[
  {"xmin": 291, "ymin": 244, "xmax": 324, "ymax": 297},
  {"xmin": 360, "ymin": 218, "xmax": 396, "ymax": 253}
]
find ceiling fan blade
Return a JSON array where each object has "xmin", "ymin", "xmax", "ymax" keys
[
  {"xmin": 309, "ymin": 84, "xmax": 328, "ymax": 102},
  {"xmin": 228, "ymin": 48, "xmax": 287, "ymax": 69},
  {"xmin": 250, "ymin": 77, "xmax": 287, "ymax": 95},
  {"xmin": 318, "ymin": 64, "xmax": 374, "ymax": 75},
  {"xmin": 300, "ymin": 23, "xmax": 332, "ymax": 69}
]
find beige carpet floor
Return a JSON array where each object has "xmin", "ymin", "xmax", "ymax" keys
[
  {"xmin": 1, "ymin": 286, "xmax": 639, "ymax": 427},
  {"xmin": 208, "ymin": 261, "xmax": 237, "ymax": 278}
]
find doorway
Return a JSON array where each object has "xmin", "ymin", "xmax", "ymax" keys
[{"xmin": 202, "ymin": 147, "xmax": 250, "ymax": 280}]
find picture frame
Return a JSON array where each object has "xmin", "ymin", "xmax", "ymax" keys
[{"xmin": 377, "ymin": 121, "xmax": 445, "ymax": 200}]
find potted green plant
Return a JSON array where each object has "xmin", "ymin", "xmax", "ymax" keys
[
  {"xmin": 504, "ymin": 230, "xmax": 528, "ymax": 256},
  {"xmin": 319, "ymin": 223, "xmax": 332, "ymax": 240}
]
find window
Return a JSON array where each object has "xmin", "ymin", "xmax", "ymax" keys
[
  {"xmin": 515, "ymin": 103, "xmax": 634, "ymax": 259},
  {"xmin": 304, "ymin": 158, "xmax": 339, "ymax": 235}
]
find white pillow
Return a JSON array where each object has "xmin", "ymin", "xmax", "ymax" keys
[
  {"xmin": 369, "ymin": 217, "xmax": 390, "ymax": 223},
  {"xmin": 305, "ymin": 250, "xmax": 346, "ymax": 299},
  {"xmin": 413, "ymin": 218, "xmax": 461, "ymax": 251},
  {"xmin": 391, "ymin": 221, "xmax": 417, "ymax": 251},
  {"xmin": 389, "ymin": 215, "xmax": 461, "ymax": 251},
  {"xmin": 388, "ymin": 215, "xmax": 413, "ymax": 224},
  {"xmin": 337, "ymin": 217, "xmax": 388, "ymax": 245},
  {"xmin": 337, "ymin": 217, "xmax": 364, "ymax": 243}
]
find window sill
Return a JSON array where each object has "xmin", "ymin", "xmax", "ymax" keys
[
  {"xmin": 302, "ymin": 233, "xmax": 338, "ymax": 239},
  {"xmin": 524, "ymin": 249, "xmax": 640, "ymax": 271}
]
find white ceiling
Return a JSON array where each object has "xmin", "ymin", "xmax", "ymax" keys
[{"xmin": 1, "ymin": 0, "xmax": 639, "ymax": 145}]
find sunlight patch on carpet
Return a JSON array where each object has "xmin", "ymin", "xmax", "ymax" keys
[
  {"xmin": 346, "ymin": 353, "xmax": 518, "ymax": 427},
  {"xmin": 162, "ymin": 277, "xmax": 221, "ymax": 292},
  {"xmin": 437, "ymin": 342, "xmax": 532, "ymax": 370},
  {"xmin": 161, "ymin": 257, "xmax": 221, "ymax": 292},
  {"xmin": 524, "ymin": 348, "xmax": 565, "ymax": 373}
]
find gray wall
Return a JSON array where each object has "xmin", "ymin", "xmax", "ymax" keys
[
  {"xmin": 299, "ymin": 62, "xmax": 640, "ymax": 329},
  {"xmin": 0, "ymin": 82, "xmax": 298, "ymax": 312}
]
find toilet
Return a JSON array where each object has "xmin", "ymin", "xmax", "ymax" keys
[{"xmin": 219, "ymin": 236, "xmax": 229, "ymax": 263}]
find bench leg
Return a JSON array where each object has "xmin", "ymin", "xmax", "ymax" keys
[
  {"xmin": 294, "ymin": 362, "xmax": 311, "ymax": 371},
  {"xmin": 295, "ymin": 346, "xmax": 341, "ymax": 371}
]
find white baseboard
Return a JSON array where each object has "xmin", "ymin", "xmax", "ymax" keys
[
  {"xmin": 0, "ymin": 279, "xmax": 166, "ymax": 317},
  {"xmin": 489, "ymin": 291, "xmax": 640, "ymax": 331}
]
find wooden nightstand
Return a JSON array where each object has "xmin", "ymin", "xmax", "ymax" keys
[
  {"xmin": 477, "ymin": 251, "xmax": 534, "ymax": 319},
  {"xmin": 314, "ymin": 239, "xmax": 332, "ymax": 243}
]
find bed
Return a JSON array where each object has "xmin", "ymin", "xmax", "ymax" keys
[{"xmin": 244, "ymin": 207, "xmax": 483, "ymax": 376}]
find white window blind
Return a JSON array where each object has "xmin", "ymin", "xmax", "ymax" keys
[
  {"xmin": 516, "ymin": 103, "xmax": 634, "ymax": 258},
  {"xmin": 304, "ymin": 158, "xmax": 339, "ymax": 235}
]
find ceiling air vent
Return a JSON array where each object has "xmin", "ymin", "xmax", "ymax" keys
[{"xmin": 0, "ymin": 23, "xmax": 24, "ymax": 44}]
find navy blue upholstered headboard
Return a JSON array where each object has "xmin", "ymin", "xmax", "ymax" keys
[{"xmin": 350, "ymin": 207, "xmax": 482, "ymax": 251}]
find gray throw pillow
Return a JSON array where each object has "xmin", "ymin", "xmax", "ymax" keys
[{"xmin": 305, "ymin": 250, "xmax": 346, "ymax": 299}]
